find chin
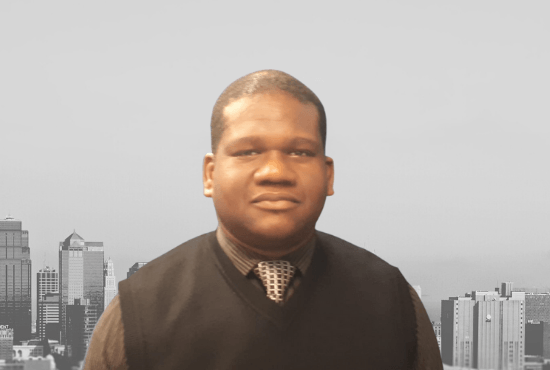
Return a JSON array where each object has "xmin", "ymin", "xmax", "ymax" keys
[{"xmin": 246, "ymin": 219, "xmax": 311, "ymax": 242}]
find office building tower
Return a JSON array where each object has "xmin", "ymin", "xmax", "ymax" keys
[
  {"xmin": 526, "ymin": 293, "xmax": 550, "ymax": 324},
  {"xmin": 441, "ymin": 296, "xmax": 475, "ymax": 367},
  {"xmin": 37, "ymin": 292, "xmax": 60, "ymax": 341},
  {"xmin": 441, "ymin": 284, "xmax": 525, "ymax": 369},
  {"xmin": 0, "ymin": 326, "xmax": 14, "ymax": 361},
  {"xmin": 103, "ymin": 257, "xmax": 117, "ymax": 309},
  {"xmin": 0, "ymin": 215, "xmax": 32, "ymax": 343},
  {"xmin": 36, "ymin": 267, "xmax": 59, "ymax": 340},
  {"xmin": 127, "ymin": 262, "xmax": 147, "ymax": 279},
  {"xmin": 65, "ymin": 298, "xmax": 98, "ymax": 361},
  {"xmin": 58, "ymin": 231, "xmax": 104, "ymax": 354},
  {"xmin": 502, "ymin": 282, "xmax": 514, "ymax": 297},
  {"xmin": 526, "ymin": 321, "xmax": 550, "ymax": 360},
  {"xmin": 432, "ymin": 321, "xmax": 441, "ymax": 352}
]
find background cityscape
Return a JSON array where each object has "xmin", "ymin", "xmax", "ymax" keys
[{"xmin": 1, "ymin": 1, "xmax": 549, "ymax": 369}]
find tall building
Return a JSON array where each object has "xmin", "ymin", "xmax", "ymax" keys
[
  {"xmin": 526, "ymin": 293, "xmax": 550, "ymax": 324},
  {"xmin": 37, "ymin": 292, "xmax": 60, "ymax": 341},
  {"xmin": 502, "ymin": 282, "xmax": 514, "ymax": 297},
  {"xmin": 0, "ymin": 326, "xmax": 14, "ymax": 361},
  {"xmin": 526, "ymin": 321, "xmax": 550, "ymax": 360},
  {"xmin": 432, "ymin": 321, "xmax": 441, "ymax": 352},
  {"xmin": 58, "ymin": 231, "xmax": 104, "ymax": 355},
  {"xmin": 0, "ymin": 215, "xmax": 32, "ymax": 343},
  {"xmin": 441, "ymin": 284, "xmax": 525, "ymax": 369},
  {"xmin": 65, "ymin": 298, "xmax": 98, "ymax": 361},
  {"xmin": 36, "ymin": 267, "xmax": 59, "ymax": 340},
  {"xmin": 441, "ymin": 296, "xmax": 475, "ymax": 367},
  {"xmin": 103, "ymin": 257, "xmax": 117, "ymax": 309},
  {"xmin": 127, "ymin": 262, "xmax": 147, "ymax": 279}
]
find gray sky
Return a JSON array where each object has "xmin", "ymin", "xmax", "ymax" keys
[{"xmin": 1, "ymin": 1, "xmax": 549, "ymax": 322}]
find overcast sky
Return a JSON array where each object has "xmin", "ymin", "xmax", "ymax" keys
[{"xmin": 1, "ymin": 1, "xmax": 549, "ymax": 322}]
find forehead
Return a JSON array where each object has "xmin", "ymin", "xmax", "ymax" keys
[{"xmin": 221, "ymin": 92, "xmax": 320, "ymax": 141}]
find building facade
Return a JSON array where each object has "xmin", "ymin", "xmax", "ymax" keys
[
  {"xmin": 127, "ymin": 262, "xmax": 147, "ymax": 279},
  {"xmin": 103, "ymin": 257, "xmax": 117, "ymax": 309},
  {"xmin": 0, "ymin": 326, "xmax": 14, "ymax": 361},
  {"xmin": 58, "ymin": 231, "xmax": 104, "ymax": 355},
  {"xmin": 441, "ymin": 296, "xmax": 475, "ymax": 367},
  {"xmin": 65, "ymin": 299, "xmax": 99, "ymax": 361},
  {"xmin": 526, "ymin": 321, "xmax": 550, "ymax": 360},
  {"xmin": 37, "ymin": 292, "xmax": 59, "ymax": 341},
  {"xmin": 36, "ymin": 267, "xmax": 59, "ymax": 340},
  {"xmin": 432, "ymin": 321, "xmax": 441, "ymax": 352},
  {"xmin": 0, "ymin": 216, "xmax": 32, "ymax": 343},
  {"xmin": 526, "ymin": 293, "xmax": 550, "ymax": 324},
  {"xmin": 441, "ymin": 285, "xmax": 525, "ymax": 369}
]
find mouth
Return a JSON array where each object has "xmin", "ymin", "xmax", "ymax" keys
[
  {"xmin": 252, "ymin": 193, "xmax": 300, "ymax": 203},
  {"xmin": 251, "ymin": 193, "xmax": 300, "ymax": 211}
]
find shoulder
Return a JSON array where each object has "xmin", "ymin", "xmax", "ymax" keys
[
  {"xmin": 127, "ymin": 231, "xmax": 214, "ymax": 279},
  {"xmin": 315, "ymin": 230, "xmax": 399, "ymax": 275},
  {"xmin": 119, "ymin": 231, "xmax": 216, "ymax": 300}
]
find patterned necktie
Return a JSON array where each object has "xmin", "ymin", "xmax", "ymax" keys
[{"xmin": 254, "ymin": 260, "xmax": 296, "ymax": 304}]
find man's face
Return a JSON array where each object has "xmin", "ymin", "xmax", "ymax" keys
[{"xmin": 203, "ymin": 91, "xmax": 334, "ymax": 252}]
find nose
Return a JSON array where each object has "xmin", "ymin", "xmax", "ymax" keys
[{"xmin": 254, "ymin": 151, "xmax": 296, "ymax": 187}]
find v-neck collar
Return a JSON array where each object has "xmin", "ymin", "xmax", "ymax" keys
[{"xmin": 208, "ymin": 231, "xmax": 326, "ymax": 330}]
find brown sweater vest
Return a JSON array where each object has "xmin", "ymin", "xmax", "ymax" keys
[{"xmin": 119, "ymin": 231, "xmax": 418, "ymax": 369}]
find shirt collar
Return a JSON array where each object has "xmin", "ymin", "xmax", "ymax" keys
[{"xmin": 216, "ymin": 227, "xmax": 316, "ymax": 276}]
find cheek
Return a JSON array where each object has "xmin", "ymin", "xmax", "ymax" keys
[{"xmin": 213, "ymin": 174, "xmax": 245, "ymax": 205}]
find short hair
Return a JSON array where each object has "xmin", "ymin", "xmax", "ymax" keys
[{"xmin": 210, "ymin": 69, "xmax": 327, "ymax": 154}]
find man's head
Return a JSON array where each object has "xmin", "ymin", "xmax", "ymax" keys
[
  {"xmin": 203, "ymin": 70, "xmax": 334, "ymax": 256},
  {"xmin": 210, "ymin": 70, "xmax": 327, "ymax": 155}
]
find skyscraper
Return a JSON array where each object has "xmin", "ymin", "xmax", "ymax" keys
[
  {"xmin": 127, "ymin": 262, "xmax": 147, "ymax": 279},
  {"xmin": 525, "ymin": 321, "xmax": 550, "ymax": 360},
  {"xmin": 0, "ymin": 326, "xmax": 14, "ymax": 361},
  {"xmin": 441, "ymin": 296, "xmax": 475, "ymax": 367},
  {"xmin": 38, "ymin": 292, "xmax": 60, "ymax": 341},
  {"xmin": 525, "ymin": 292, "xmax": 550, "ymax": 324},
  {"xmin": 441, "ymin": 284, "xmax": 525, "ymax": 369},
  {"xmin": 431, "ymin": 321, "xmax": 441, "ymax": 352},
  {"xmin": 0, "ymin": 215, "xmax": 32, "ymax": 343},
  {"xmin": 65, "ymin": 298, "xmax": 98, "ymax": 361},
  {"xmin": 58, "ymin": 231, "xmax": 104, "ymax": 354},
  {"xmin": 103, "ymin": 257, "xmax": 117, "ymax": 309},
  {"xmin": 36, "ymin": 266, "xmax": 59, "ymax": 340}
]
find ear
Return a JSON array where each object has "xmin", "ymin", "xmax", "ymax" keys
[
  {"xmin": 325, "ymin": 156, "xmax": 335, "ymax": 196},
  {"xmin": 203, "ymin": 153, "xmax": 215, "ymax": 198}
]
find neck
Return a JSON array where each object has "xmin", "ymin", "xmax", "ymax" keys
[{"xmin": 217, "ymin": 223, "xmax": 315, "ymax": 259}]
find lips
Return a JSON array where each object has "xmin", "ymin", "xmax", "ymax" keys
[{"xmin": 252, "ymin": 193, "xmax": 300, "ymax": 203}]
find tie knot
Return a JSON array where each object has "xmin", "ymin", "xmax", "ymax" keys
[{"xmin": 254, "ymin": 260, "xmax": 296, "ymax": 304}]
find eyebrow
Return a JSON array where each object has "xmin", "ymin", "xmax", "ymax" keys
[{"xmin": 225, "ymin": 136, "xmax": 320, "ymax": 150}]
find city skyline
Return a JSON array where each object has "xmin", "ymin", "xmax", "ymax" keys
[
  {"xmin": 4, "ymin": 213, "xmax": 550, "ymax": 325},
  {"xmin": 2, "ymin": 215, "xmax": 549, "ymax": 368},
  {"xmin": 0, "ymin": 216, "xmax": 31, "ymax": 343},
  {"xmin": 2, "ymin": 0, "xmax": 549, "ymax": 333},
  {"xmin": 58, "ymin": 230, "xmax": 104, "ymax": 357}
]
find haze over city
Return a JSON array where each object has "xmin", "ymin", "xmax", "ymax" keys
[{"xmin": 1, "ymin": 1, "xmax": 549, "ymax": 325}]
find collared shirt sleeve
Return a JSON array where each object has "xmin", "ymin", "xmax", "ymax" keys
[
  {"xmin": 82, "ymin": 295, "xmax": 128, "ymax": 370},
  {"xmin": 408, "ymin": 284, "xmax": 443, "ymax": 370}
]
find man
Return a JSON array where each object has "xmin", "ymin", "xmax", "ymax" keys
[{"xmin": 83, "ymin": 70, "xmax": 442, "ymax": 369}]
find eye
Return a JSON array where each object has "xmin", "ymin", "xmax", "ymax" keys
[
  {"xmin": 289, "ymin": 150, "xmax": 314, "ymax": 157},
  {"xmin": 236, "ymin": 150, "xmax": 259, "ymax": 156}
]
